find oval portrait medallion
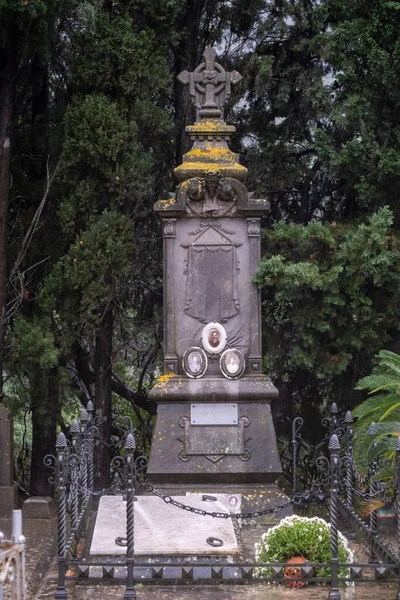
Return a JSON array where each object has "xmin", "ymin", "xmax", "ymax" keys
[
  {"xmin": 182, "ymin": 347, "xmax": 208, "ymax": 379},
  {"xmin": 202, "ymin": 322, "xmax": 227, "ymax": 354},
  {"xmin": 220, "ymin": 348, "xmax": 245, "ymax": 379}
]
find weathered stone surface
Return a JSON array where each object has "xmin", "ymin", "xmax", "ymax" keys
[
  {"xmin": 154, "ymin": 217, "xmax": 266, "ymax": 377},
  {"xmin": 0, "ymin": 406, "xmax": 17, "ymax": 518},
  {"xmin": 150, "ymin": 376, "xmax": 278, "ymax": 403},
  {"xmin": 0, "ymin": 406, "xmax": 14, "ymax": 486},
  {"xmin": 90, "ymin": 495, "xmax": 238, "ymax": 556},
  {"xmin": 0, "ymin": 485, "xmax": 18, "ymax": 518},
  {"xmin": 147, "ymin": 403, "xmax": 281, "ymax": 485},
  {"xmin": 23, "ymin": 497, "xmax": 56, "ymax": 520}
]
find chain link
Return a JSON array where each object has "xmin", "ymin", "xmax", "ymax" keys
[
  {"xmin": 350, "ymin": 482, "xmax": 397, "ymax": 503},
  {"xmin": 147, "ymin": 485, "xmax": 318, "ymax": 519}
]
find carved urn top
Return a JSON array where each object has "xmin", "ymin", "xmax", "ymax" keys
[{"xmin": 174, "ymin": 47, "xmax": 247, "ymax": 183}]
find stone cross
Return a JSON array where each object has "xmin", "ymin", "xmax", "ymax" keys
[{"xmin": 177, "ymin": 47, "xmax": 242, "ymax": 121}]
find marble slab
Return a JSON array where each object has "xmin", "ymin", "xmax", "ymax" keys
[{"xmin": 90, "ymin": 495, "xmax": 238, "ymax": 556}]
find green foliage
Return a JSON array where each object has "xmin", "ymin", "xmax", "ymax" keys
[
  {"xmin": 256, "ymin": 207, "xmax": 400, "ymax": 424},
  {"xmin": 71, "ymin": 13, "xmax": 171, "ymax": 102},
  {"xmin": 11, "ymin": 316, "xmax": 59, "ymax": 370},
  {"xmin": 58, "ymin": 93, "xmax": 153, "ymax": 233},
  {"xmin": 353, "ymin": 350, "xmax": 400, "ymax": 471},
  {"xmin": 235, "ymin": 0, "xmax": 400, "ymax": 223},
  {"xmin": 40, "ymin": 209, "xmax": 134, "ymax": 331},
  {"xmin": 255, "ymin": 515, "xmax": 352, "ymax": 580}
]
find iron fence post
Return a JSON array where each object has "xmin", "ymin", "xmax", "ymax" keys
[
  {"xmin": 328, "ymin": 433, "xmax": 341, "ymax": 600},
  {"xmin": 80, "ymin": 409, "xmax": 89, "ymax": 495},
  {"xmin": 369, "ymin": 456, "xmax": 378, "ymax": 562},
  {"xmin": 330, "ymin": 402, "xmax": 338, "ymax": 436},
  {"xmin": 291, "ymin": 417, "xmax": 303, "ymax": 497},
  {"xmin": 124, "ymin": 433, "xmax": 136, "ymax": 600},
  {"xmin": 55, "ymin": 432, "xmax": 68, "ymax": 600},
  {"xmin": 86, "ymin": 401, "xmax": 94, "ymax": 490},
  {"xmin": 69, "ymin": 420, "xmax": 80, "ymax": 535},
  {"xmin": 396, "ymin": 437, "xmax": 400, "ymax": 600},
  {"xmin": 368, "ymin": 423, "xmax": 378, "ymax": 563},
  {"xmin": 344, "ymin": 411, "xmax": 353, "ymax": 510}
]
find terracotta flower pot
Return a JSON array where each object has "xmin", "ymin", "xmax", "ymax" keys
[{"xmin": 284, "ymin": 556, "xmax": 307, "ymax": 589}]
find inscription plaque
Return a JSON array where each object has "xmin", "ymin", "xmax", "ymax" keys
[{"xmin": 191, "ymin": 403, "xmax": 238, "ymax": 425}]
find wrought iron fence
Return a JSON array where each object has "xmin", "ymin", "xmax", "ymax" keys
[
  {"xmin": 45, "ymin": 403, "xmax": 400, "ymax": 600},
  {"xmin": 0, "ymin": 510, "xmax": 26, "ymax": 600}
]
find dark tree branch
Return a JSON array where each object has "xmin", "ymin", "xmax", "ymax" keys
[
  {"xmin": 71, "ymin": 337, "xmax": 156, "ymax": 416},
  {"xmin": 111, "ymin": 374, "xmax": 156, "ymax": 417}
]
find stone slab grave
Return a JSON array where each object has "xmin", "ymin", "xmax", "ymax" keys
[{"xmin": 90, "ymin": 494, "xmax": 239, "ymax": 556}]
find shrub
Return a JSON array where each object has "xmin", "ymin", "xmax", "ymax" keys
[{"xmin": 255, "ymin": 515, "xmax": 353, "ymax": 582}]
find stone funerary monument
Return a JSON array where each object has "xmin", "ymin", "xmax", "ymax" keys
[{"xmin": 147, "ymin": 47, "xmax": 282, "ymax": 487}]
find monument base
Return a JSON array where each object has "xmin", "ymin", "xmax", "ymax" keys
[{"xmin": 147, "ymin": 399, "xmax": 282, "ymax": 485}]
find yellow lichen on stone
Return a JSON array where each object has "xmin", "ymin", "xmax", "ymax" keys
[
  {"xmin": 186, "ymin": 120, "xmax": 236, "ymax": 134},
  {"xmin": 184, "ymin": 146, "xmax": 237, "ymax": 164},
  {"xmin": 174, "ymin": 161, "xmax": 247, "ymax": 181},
  {"xmin": 155, "ymin": 373, "xmax": 176, "ymax": 389},
  {"xmin": 157, "ymin": 198, "xmax": 176, "ymax": 210}
]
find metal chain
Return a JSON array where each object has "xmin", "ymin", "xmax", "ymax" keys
[
  {"xmin": 351, "ymin": 487, "xmax": 389, "ymax": 502},
  {"xmin": 147, "ymin": 485, "xmax": 316, "ymax": 519},
  {"xmin": 350, "ymin": 457, "xmax": 370, "ymax": 485}
]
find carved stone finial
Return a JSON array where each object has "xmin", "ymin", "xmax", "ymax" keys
[{"xmin": 177, "ymin": 46, "xmax": 242, "ymax": 121}]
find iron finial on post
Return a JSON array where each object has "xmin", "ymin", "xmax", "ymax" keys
[
  {"xmin": 125, "ymin": 433, "xmax": 136, "ymax": 452},
  {"xmin": 328, "ymin": 433, "xmax": 340, "ymax": 451},
  {"xmin": 368, "ymin": 422, "xmax": 378, "ymax": 436},
  {"xmin": 79, "ymin": 408, "xmax": 89, "ymax": 424},
  {"xmin": 344, "ymin": 410, "xmax": 353, "ymax": 424},
  {"xmin": 56, "ymin": 432, "xmax": 67, "ymax": 449},
  {"xmin": 70, "ymin": 419, "xmax": 80, "ymax": 435}
]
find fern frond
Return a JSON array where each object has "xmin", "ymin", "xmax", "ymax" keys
[
  {"xmin": 356, "ymin": 374, "xmax": 400, "ymax": 392},
  {"xmin": 353, "ymin": 394, "xmax": 400, "ymax": 419}
]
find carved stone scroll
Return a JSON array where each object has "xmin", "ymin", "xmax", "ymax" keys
[{"xmin": 177, "ymin": 175, "xmax": 248, "ymax": 218}]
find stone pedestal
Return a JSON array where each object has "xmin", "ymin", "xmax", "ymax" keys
[
  {"xmin": 148, "ymin": 376, "xmax": 281, "ymax": 485},
  {"xmin": 0, "ymin": 406, "xmax": 17, "ymax": 518},
  {"xmin": 23, "ymin": 497, "xmax": 55, "ymax": 520}
]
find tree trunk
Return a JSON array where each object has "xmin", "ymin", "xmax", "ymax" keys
[
  {"xmin": 30, "ymin": 369, "xmax": 60, "ymax": 496},
  {"xmin": 94, "ymin": 308, "xmax": 113, "ymax": 490},
  {"xmin": 174, "ymin": 0, "xmax": 207, "ymax": 164},
  {"xmin": 0, "ymin": 26, "xmax": 18, "ymax": 401}
]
